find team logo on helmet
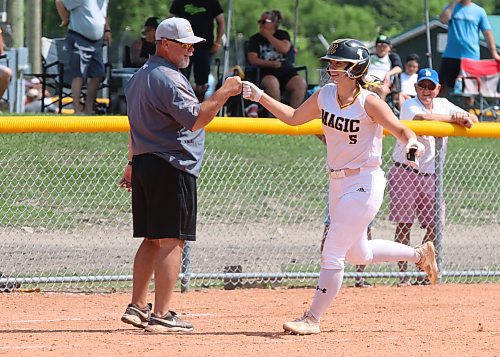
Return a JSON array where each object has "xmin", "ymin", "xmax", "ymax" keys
[{"xmin": 327, "ymin": 41, "xmax": 340, "ymax": 55}]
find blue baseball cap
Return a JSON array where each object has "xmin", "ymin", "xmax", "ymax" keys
[{"xmin": 417, "ymin": 68, "xmax": 439, "ymax": 85}]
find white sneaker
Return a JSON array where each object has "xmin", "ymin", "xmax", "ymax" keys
[
  {"xmin": 415, "ymin": 242, "xmax": 439, "ymax": 284},
  {"xmin": 283, "ymin": 311, "xmax": 321, "ymax": 335}
]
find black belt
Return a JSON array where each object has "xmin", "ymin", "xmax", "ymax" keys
[{"xmin": 394, "ymin": 162, "xmax": 433, "ymax": 177}]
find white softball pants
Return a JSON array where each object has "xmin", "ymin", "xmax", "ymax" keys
[
  {"xmin": 310, "ymin": 167, "xmax": 418, "ymax": 320},
  {"xmin": 321, "ymin": 167, "xmax": 418, "ymax": 269}
]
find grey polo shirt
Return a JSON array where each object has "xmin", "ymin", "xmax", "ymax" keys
[
  {"xmin": 63, "ymin": 0, "xmax": 108, "ymax": 41},
  {"xmin": 125, "ymin": 55, "xmax": 204, "ymax": 177}
]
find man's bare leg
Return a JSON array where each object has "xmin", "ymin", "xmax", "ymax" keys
[{"xmin": 71, "ymin": 76, "xmax": 84, "ymax": 113}]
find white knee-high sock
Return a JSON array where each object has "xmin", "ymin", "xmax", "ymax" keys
[
  {"xmin": 309, "ymin": 268, "xmax": 344, "ymax": 320},
  {"xmin": 369, "ymin": 239, "xmax": 419, "ymax": 264}
]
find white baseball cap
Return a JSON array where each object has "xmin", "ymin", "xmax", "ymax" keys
[
  {"xmin": 155, "ymin": 17, "xmax": 206, "ymax": 44},
  {"xmin": 26, "ymin": 88, "xmax": 40, "ymax": 99}
]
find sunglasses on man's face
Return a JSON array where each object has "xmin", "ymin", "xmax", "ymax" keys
[
  {"xmin": 257, "ymin": 19, "xmax": 273, "ymax": 24},
  {"xmin": 417, "ymin": 82, "xmax": 437, "ymax": 91},
  {"xmin": 164, "ymin": 38, "xmax": 194, "ymax": 50}
]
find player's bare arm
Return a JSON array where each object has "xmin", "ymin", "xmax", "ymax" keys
[
  {"xmin": 192, "ymin": 76, "xmax": 242, "ymax": 131},
  {"xmin": 364, "ymin": 94, "xmax": 416, "ymax": 145},
  {"xmin": 243, "ymin": 81, "xmax": 320, "ymax": 126}
]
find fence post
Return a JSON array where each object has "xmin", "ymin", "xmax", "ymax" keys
[
  {"xmin": 434, "ymin": 137, "xmax": 445, "ymax": 282},
  {"xmin": 180, "ymin": 241, "xmax": 191, "ymax": 293}
]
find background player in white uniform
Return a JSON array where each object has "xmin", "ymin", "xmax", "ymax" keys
[{"xmin": 242, "ymin": 38, "xmax": 438, "ymax": 335}]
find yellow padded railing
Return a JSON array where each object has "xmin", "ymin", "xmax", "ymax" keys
[{"xmin": 0, "ymin": 116, "xmax": 499, "ymax": 138}]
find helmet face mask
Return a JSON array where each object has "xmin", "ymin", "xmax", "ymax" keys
[
  {"xmin": 326, "ymin": 61, "xmax": 349, "ymax": 80},
  {"xmin": 320, "ymin": 39, "xmax": 370, "ymax": 79}
]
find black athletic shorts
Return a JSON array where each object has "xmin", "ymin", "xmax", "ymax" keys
[
  {"xmin": 131, "ymin": 153, "xmax": 197, "ymax": 241},
  {"xmin": 439, "ymin": 57, "xmax": 461, "ymax": 89},
  {"xmin": 261, "ymin": 65, "xmax": 299, "ymax": 91}
]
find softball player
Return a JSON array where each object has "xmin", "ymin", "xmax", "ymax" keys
[{"xmin": 242, "ymin": 38, "xmax": 438, "ymax": 335}]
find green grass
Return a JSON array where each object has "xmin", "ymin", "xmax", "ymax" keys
[{"xmin": 0, "ymin": 132, "xmax": 497, "ymax": 229}]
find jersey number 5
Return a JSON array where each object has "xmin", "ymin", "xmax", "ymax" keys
[{"xmin": 349, "ymin": 135, "xmax": 357, "ymax": 144}]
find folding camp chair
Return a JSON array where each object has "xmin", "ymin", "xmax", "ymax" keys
[
  {"xmin": 243, "ymin": 41, "xmax": 309, "ymax": 117},
  {"xmin": 38, "ymin": 37, "xmax": 111, "ymax": 114},
  {"xmin": 459, "ymin": 58, "xmax": 500, "ymax": 121}
]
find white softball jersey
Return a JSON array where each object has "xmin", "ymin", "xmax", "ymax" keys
[{"xmin": 318, "ymin": 83, "xmax": 383, "ymax": 171}]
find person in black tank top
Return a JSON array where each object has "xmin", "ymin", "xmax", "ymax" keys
[{"xmin": 130, "ymin": 17, "xmax": 159, "ymax": 68}]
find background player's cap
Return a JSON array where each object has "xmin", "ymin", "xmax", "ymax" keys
[
  {"xmin": 155, "ymin": 17, "xmax": 206, "ymax": 44},
  {"xmin": 417, "ymin": 68, "xmax": 439, "ymax": 85},
  {"xmin": 375, "ymin": 34, "xmax": 391, "ymax": 46}
]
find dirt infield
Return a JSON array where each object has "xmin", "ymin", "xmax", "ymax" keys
[{"xmin": 1, "ymin": 284, "xmax": 499, "ymax": 356}]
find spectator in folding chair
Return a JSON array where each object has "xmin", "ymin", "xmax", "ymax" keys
[
  {"xmin": 129, "ymin": 17, "xmax": 159, "ymax": 68},
  {"xmin": 24, "ymin": 88, "xmax": 59, "ymax": 113},
  {"xmin": 438, "ymin": 0, "xmax": 500, "ymax": 97},
  {"xmin": 247, "ymin": 10, "xmax": 307, "ymax": 111},
  {"xmin": 387, "ymin": 68, "xmax": 477, "ymax": 286},
  {"xmin": 459, "ymin": 58, "xmax": 500, "ymax": 119},
  {"xmin": 55, "ymin": 0, "xmax": 112, "ymax": 115},
  {"xmin": 0, "ymin": 27, "xmax": 12, "ymax": 111},
  {"xmin": 367, "ymin": 35, "xmax": 402, "ymax": 102}
]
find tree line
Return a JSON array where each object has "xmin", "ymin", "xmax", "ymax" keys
[{"xmin": 40, "ymin": 0, "xmax": 498, "ymax": 82}]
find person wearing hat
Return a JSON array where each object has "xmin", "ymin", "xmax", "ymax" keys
[
  {"xmin": 367, "ymin": 34, "xmax": 402, "ymax": 101},
  {"xmin": 387, "ymin": 68, "xmax": 477, "ymax": 286},
  {"xmin": 24, "ymin": 87, "xmax": 59, "ymax": 113},
  {"xmin": 119, "ymin": 17, "xmax": 241, "ymax": 333},
  {"xmin": 170, "ymin": 0, "xmax": 225, "ymax": 102},
  {"xmin": 129, "ymin": 17, "xmax": 159, "ymax": 68},
  {"xmin": 242, "ymin": 39, "xmax": 438, "ymax": 336}
]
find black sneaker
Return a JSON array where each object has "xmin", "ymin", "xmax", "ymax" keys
[
  {"xmin": 145, "ymin": 310, "xmax": 194, "ymax": 333},
  {"xmin": 121, "ymin": 303, "xmax": 152, "ymax": 328}
]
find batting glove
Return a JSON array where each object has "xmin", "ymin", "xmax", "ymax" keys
[
  {"xmin": 405, "ymin": 138, "xmax": 425, "ymax": 156},
  {"xmin": 242, "ymin": 81, "xmax": 263, "ymax": 102}
]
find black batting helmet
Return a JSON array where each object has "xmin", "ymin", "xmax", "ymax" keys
[{"xmin": 320, "ymin": 39, "xmax": 370, "ymax": 79}]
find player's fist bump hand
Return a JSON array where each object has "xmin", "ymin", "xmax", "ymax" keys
[
  {"xmin": 223, "ymin": 76, "xmax": 242, "ymax": 96},
  {"xmin": 242, "ymin": 81, "xmax": 263, "ymax": 102}
]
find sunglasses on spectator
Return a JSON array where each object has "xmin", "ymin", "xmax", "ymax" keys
[
  {"xmin": 163, "ymin": 38, "xmax": 194, "ymax": 50},
  {"xmin": 258, "ymin": 19, "xmax": 273, "ymax": 24},
  {"xmin": 417, "ymin": 82, "xmax": 437, "ymax": 90}
]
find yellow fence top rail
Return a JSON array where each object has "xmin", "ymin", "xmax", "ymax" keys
[{"xmin": 0, "ymin": 116, "xmax": 499, "ymax": 138}]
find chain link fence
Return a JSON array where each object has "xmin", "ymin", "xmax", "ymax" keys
[{"xmin": 0, "ymin": 133, "xmax": 498, "ymax": 291}]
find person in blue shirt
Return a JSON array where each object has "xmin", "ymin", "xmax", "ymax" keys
[{"xmin": 438, "ymin": 0, "xmax": 500, "ymax": 97}]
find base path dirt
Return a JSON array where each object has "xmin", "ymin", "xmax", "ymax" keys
[{"xmin": 1, "ymin": 284, "xmax": 499, "ymax": 356}]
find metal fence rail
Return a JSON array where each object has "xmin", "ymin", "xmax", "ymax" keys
[{"xmin": 0, "ymin": 133, "xmax": 498, "ymax": 291}]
